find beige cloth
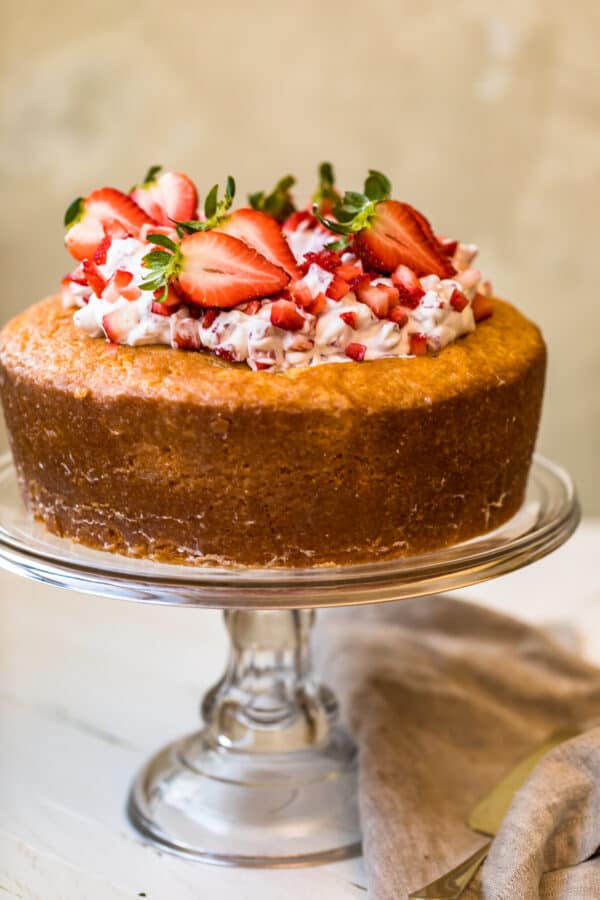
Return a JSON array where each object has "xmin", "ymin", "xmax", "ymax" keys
[{"xmin": 318, "ymin": 595, "xmax": 600, "ymax": 900}]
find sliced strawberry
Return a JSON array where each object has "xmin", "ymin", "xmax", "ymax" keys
[
  {"xmin": 472, "ymin": 293, "xmax": 494, "ymax": 322},
  {"xmin": 131, "ymin": 170, "xmax": 198, "ymax": 226},
  {"xmin": 270, "ymin": 298, "xmax": 304, "ymax": 331},
  {"xmin": 65, "ymin": 188, "xmax": 155, "ymax": 261},
  {"xmin": 354, "ymin": 201, "xmax": 456, "ymax": 278},
  {"xmin": 218, "ymin": 208, "xmax": 302, "ymax": 280},
  {"xmin": 340, "ymin": 311, "xmax": 357, "ymax": 329},
  {"xmin": 389, "ymin": 307, "xmax": 408, "ymax": 327},
  {"xmin": 391, "ymin": 265, "xmax": 426, "ymax": 308},
  {"xmin": 282, "ymin": 209, "xmax": 318, "ymax": 232},
  {"xmin": 449, "ymin": 287, "xmax": 469, "ymax": 312},
  {"xmin": 172, "ymin": 317, "xmax": 202, "ymax": 350},
  {"xmin": 409, "ymin": 333, "xmax": 428, "ymax": 356},
  {"xmin": 82, "ymin": 259, "xmax": 107, "ymax": 297},
  {"xmin": 102, "ymin": 306, "xmax": 138, "ymax": 343},
  {"xmin": 345, "ymin": 342, "xmax": 367, "ymax": 361},
  {"xmin": 355, "ymin": 282, "xmax": 399, "ymax": 319},
  {"xmin": 176, "ymin": 231, "xmax": 290, "ymax": 309},
  {"xmin": 113, "ymin": 269, "xmax": 142, "ymax": 301},
  {"xmin": 437, "ymin": 235, "xmax": 458, "ymax": 257},
  {"xmin": 326, "ymin": 274, "xmax": 351, "ymax": 301}
]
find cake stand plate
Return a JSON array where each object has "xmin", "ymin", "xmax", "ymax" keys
[{"xmin": 0, "ymin": 453, "xmax": 580, "ymax": 867}]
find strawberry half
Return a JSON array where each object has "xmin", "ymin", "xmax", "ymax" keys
[
  {"xmin": 354, "ymin": 201, "xmax": 456, "ymax": 278},
  {"xmin": 131, "ymin": 166, "xmax": 198, "ymax": 226},
  {"xmin": 65, "ymin": 188, "xmax": 155, "ymax": 261},
  {"xmin": 174, "ymin": 232, "xmax": 290, "ymax": 309},
  {"xmin": 217, "ymin": 208, "xmax": 302, "ymax": 280}
]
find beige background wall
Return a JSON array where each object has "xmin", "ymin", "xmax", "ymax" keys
[{"xmin": 1, "ymin": 0, "xmax": 599, "ymax": 510}]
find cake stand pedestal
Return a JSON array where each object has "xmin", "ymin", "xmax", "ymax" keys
[{"xmin": 0, "ymin": 454, "xmax": 579, "ymax": 867}]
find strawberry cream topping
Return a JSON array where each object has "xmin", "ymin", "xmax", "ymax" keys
[{"xmin": 61, "ymin": 164, "xmax": 494, "ymax": 372}]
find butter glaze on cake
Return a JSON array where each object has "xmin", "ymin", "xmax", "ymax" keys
[{"xmin": 0, "ymin": 295, "xmax": 545, "ymax": 567}]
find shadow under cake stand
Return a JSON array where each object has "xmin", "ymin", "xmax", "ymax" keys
[{"xmin": 0, "ymin": 453, "xmax": 579, "ymax": 867}]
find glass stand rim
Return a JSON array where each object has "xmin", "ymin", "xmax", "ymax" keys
[{"xmin": 0, "ymin": 453, "xmax": 580, "ymax": 609}]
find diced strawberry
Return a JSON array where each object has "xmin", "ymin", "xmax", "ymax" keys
[
  {"xmin": 66, "ymin": 264, "xmax": 88, "ymax": 286},
  {"xmin": 472, "ymin": 293, "xmax": 494, "ymax": 322},
  {"xmin": 289, "ymin": 280, "xmax": 314, "ymax": 309},
  {"xmin": 389, "ymin": 307, "xmax": 408, "ymax": 327},
  {"xmin": 176, "ymin": 231, "xmax": 290, "ymax": 308},
  {"xmin": 335, "ymin": 263, "xmax": 363, "ymax": 281},
  {"xmin": 65, "ymin": 188, "xmax": 155, "ymax": 261},
  {"xmin": 218, "ymin": 208, "xmax": 302, "ymax": 280},
  {"xmin": 215, "ymin": 346, "xmax": 238, "ymax": 362},
  {"xmin": 340, "ymin": 311, "xmax": 357, "ymax": 329},
  {"xmin": 437, "ymin": 235, "xmax": 458, "ymax": 257},
  {"xmin": 355, "ymin": 281, "xmax": 400, "ymax": 319},
  {"xmin": 282, "ymin": 209, "xmax": 318, "ymax": 232},
  {"xmin": 151, "ymin": 301, "xmax": 176, "ymax": 316},
  {"xmin": 456, "ymin": 268, "xmax": 481, "ymax": 291},
  {"xmin": 301, "ymin": 249, "xmax": 342, "ymax": 274},
  {"xmin": 114, "ymin": 269, "xmax": 133, "ymax": 289},
  {"xmin": 306, "ymin": 292, "xmax": 327, "ymax": 315},
  {"xmin": 131, "ymin": 169, "xmax": 199, "ymax": 226},
  {"xmin": 93, "ymin": 234, "xmax": 112, "ymax": 265},
  {"xmin": 449, "ymin": 287, "xmax": 469, "ymax": 312},
  {"xmin": 391, "ymin": 264, "xmax": 426, "ymax": 308},
  {"xmin": 255, "ymin": 360, "xmax": 274, "ymax": 370},
  {"xmin": 409, "ymin": 333, "xmax": 428, "ymax": 356},
  {"xmin": 326, "ymin": 274, "xmax": 351, "ymax": 301},
  {"xmin": 349, "ymin": 272, "xmax": 371, "ymax": 292},
  {"xmin": 345, "ymin": 342, "xmax": 367, "ymax": 361},
  {"xmin": 354, "ymin": 201, "xmax": 456, "ymax": 278},
  {"xmin": 82, "ymin": 259, "xmax": 107, "ymax": 297},
  {"xmin": 239, "ymin": 299, "xmax": 261, "ymax": 315},
  {"xmin": 115, "ymin": 269, "xmax": 141, "ymax": 301},
  {"xmin": 102, "ymin": 306, "xmax": 138, "ymax": 343},
  {"xmin": 202, "ymin": 309, "xmax": 219, "ymax": 328},
  {"xmin": 172, "ymin": 317, "xmax": 202, "ymax": 349},
  {"xmin": 270, "ymin": 298, "xmax": 304, "ymax": 331}
]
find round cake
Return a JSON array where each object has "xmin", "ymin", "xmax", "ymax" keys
[{"xmin": 0, "ymin": 164, "xmax": 546, "ymax": 567}]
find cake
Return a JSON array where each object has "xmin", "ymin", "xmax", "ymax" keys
[{"xmin": 0, "ymin": 164, "xmax": 546, "ymax": 567}]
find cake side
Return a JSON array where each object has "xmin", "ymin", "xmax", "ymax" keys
[{"xmin": 0, "ymin": 296, "xmax": 546, "ymax": 567}]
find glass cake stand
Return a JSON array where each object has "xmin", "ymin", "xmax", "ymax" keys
[{"xmin": 0, "ymin": 453, "xmax": 579, "ymax": 867}]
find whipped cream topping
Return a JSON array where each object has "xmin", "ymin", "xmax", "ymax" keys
[{"xmin": 63, "ymin": 230, "xmax": 490, "ymax": 372}]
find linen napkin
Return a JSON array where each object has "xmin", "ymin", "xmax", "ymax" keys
[{"xmin": 317, "ymin": 595, "xmax": 600, "ymax": 899}]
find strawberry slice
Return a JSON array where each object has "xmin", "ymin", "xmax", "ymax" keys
[
  {"xmin": 354, "ymin": 201, "xmax": 456, "ymax": 278},
  {"xmin": 472, "ymin": 293, "xmax": 494, "ymax": 322},
  {"xmin": 345, "ymin": 342, "xmax": 367, "ymax": 361},
  {"xmin": 270, "ymin": 298, "xmax": 305, "ymax": 331},
  {"xmin": 218, "ymin": 208, "xmax": 302, "ymax": 280},
  {"xmin": 175, "ymin": 231, "xmax": 290, "ymax": 309},
  {"xmin": 131, "ymin": 167, "xmax": 198, "ymax": 226},
  {"xmin": 65, "ymin": 188, "xmax": 155, "ymax": 261},
  {"xmin": 102, "ymin": 306, "xmax": 139, "ymax": 343},
  {"xmin": 355, "ymin": 281, "xmax": 400, "ymax": 319},
  {"xmin": 391, "ymin": 265, "xmax": 426, "ymax": 308},
  {"xmin": 82, "ymin": 259, "xmax": 107, "ymax": 297}
]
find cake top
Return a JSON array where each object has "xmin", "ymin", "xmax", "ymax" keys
[{"xmin": 61, "ymin": 164, "xmax": 494, "ymax": 372}]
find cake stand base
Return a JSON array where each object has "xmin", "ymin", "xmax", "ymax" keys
[{"xmin": 127, "ymin": 609, "xmax": 361, "ymax": 866}]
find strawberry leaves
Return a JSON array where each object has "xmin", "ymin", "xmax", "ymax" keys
[
  {"xmin": 175, "ymin": 176, "xmax": 236, "ymax": 235},
  {"xmin": 314, "ymin": 168, "xmax": 392, "ymax": 237},
  {"xmin": 248, "ymin": 174, "xmax": 296, "ymax": 223},
  {"xmin": 140, "ymin": 234, "xmax": 181, "ymax": 302}
]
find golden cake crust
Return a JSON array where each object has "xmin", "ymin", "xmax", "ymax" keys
[{"xmin": 0, "ymin": 295, "xmax": 546, "ymax": 567}]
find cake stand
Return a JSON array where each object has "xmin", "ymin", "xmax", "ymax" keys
[{"xmin": 0, "ymin": 453, "xmax": 579, "ymax": 867}]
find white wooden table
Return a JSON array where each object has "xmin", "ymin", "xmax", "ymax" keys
[{"xmin": 0, "ymin": 520, "xmax": 598, "ymax": 900}]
